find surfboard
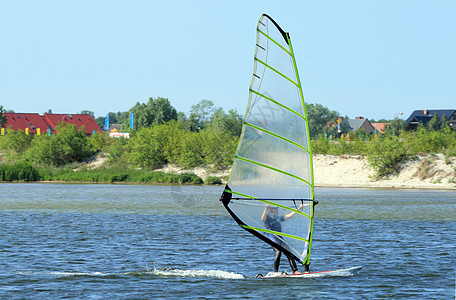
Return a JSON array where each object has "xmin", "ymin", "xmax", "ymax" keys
[{"xmin": 256, "ymin": 266, "xmax": 362, "ymax": 278}]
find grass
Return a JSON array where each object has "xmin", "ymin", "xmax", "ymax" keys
[
  {"xmin": 0, "ymin": 162, "xmax": 40, "ymax": 182},
  {"xmin": 0, "ymin": 162, "xmax": 206, "ymax": 184},
  {"xmin": 39, "ymin": 167, "xmax": 204, "ymax": 184}
]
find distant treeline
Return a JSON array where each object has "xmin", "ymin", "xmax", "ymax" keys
[
  {"xmin": 0, "ymin": 99, "xmax": 455, "ymax": 181},
  {"xmin": 0, "ymin": 99, "xmax": 241, "ymax": 183}
]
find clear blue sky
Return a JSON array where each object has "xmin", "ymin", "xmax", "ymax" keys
[{"xmin": 1, "ymin": 0, "xmax": 455, "ymax": 120}]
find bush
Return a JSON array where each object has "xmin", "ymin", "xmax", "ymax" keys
[
  {"xmin": 37, "ymin": 167, "xmax": 203, "ymax": 184},
  {"xmin": 179, "ymin": 172, "xmax": 203, "ymax": 184},
  {"xmin": 127, "ymin": 126, "xmax": 167, "ymax": 168},
  {"xmin": 367, "ymin": 136, "xmax": 409, "ymax": 178},
  {"xmin": 0, "ymin": 128, "xmax": 32, "ymax": 153},
  {"xmin": 205, "ymin": 176, "xmax": 222, "ymax": 184},
  {"xmin": 25, "ymin": 123, "xmax": 94, "ymax": 166}
]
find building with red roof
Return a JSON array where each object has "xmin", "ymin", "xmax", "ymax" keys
[
  {"xmin": 43, "ymin": 113, "xmax": 102, "ymax": 135},
  {"xmin": 371, "ymin": 123, "xmax": 391, "ymax": 134},
  {"xmin": 2, "ymin": 113, "xmax": 102, "ymax": 135},
  {"xmin": 3, "ymin": 113, "xmax": 53, "ymax": 135}
]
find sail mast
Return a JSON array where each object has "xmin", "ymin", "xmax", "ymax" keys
[{"xmin": 285, "ymin": 25, "xmax": 315, "ymax": 269}]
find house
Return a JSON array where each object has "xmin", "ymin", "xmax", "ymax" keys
[
  {"xmin": 405, "ymin": 109, "xmax": 456, "ymax": 130},
  {"xmin": 43, "ymin": 113, "xmax": 102, "ymax": 135},
  {"xmin": 343, "ymin": 117, "xmax": 375, "ymax": 134},
  {"xmin": 2, "ymin": 113, "xmax": 102, "ymax": 135},
  {"xmin": 371, "ymin": 123, "xmax": 391, "ymax": 134},
  {"xmin": 2, "ymin": 113, "xmax": 54, "ymax": 135}
]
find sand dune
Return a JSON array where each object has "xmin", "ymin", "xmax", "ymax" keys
[{"xmin": 159, "ymin": 154, "xmax": 456, "ymax": 190}]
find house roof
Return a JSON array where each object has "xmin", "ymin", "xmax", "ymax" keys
[
  {"xmin": 3, "ymin": 113, "xmax": 54, "ymax": 134},
  {"xmin": 371, "ymin": 123, "xmax": 391, "ymax": 134},
  {"xmin": 343, "ymin": 118, "xmax": 364, "ymax": 131},
  {"xmin": 405, "ymin": 109, "xmax": 456, "ymax": 125},
  {"xmin": 2, "ymin": 113, "xmax": 102, "ymax": 135},
  {"xmin": 43, "ymin": 113, "xmax": 102, "ymax": 135},
  {"xmin": 343, "ymin": 118, "xmax": 374, "ymax": 132}
]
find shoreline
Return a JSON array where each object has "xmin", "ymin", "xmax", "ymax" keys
[
  {"xmin": 2, "ymin": 154, "xmax": 455, "ymax": 190},
  {"xmin": 156, "ymin": 154, "xmax": 456, "ymax": 191},
  {"xmin": 1, "ymin": 180, "xmax": 455, "ymax": 190}
]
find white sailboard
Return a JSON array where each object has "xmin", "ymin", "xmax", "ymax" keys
[
  {"xmin": 219, "ymin": 14, "xmax": 361, "ymax": 277},
  {"xmin": 257, "ymin": 266, "xmax": 363, "ymax": 278}
]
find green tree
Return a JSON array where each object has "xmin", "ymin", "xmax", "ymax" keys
[
  {"xmin": 90, "ymin": 131, "xmax": 111, "ymax": 152},
  {"xmin": 305, "ymin": 103, "xmax": 339, "ymax": 138},
  {"xmin": 107, "ymin": 112, "xmax": 118, "ymax": 124},
  {"xmin": 178, "ymin": 131, "xmax": 205, "ymax": 168},
  {"xmin": 127, "ymin": 126, "xmax": 167, "ymax": 168},
  {"xmin": 130, "ymin": 97, "xmax": 178, "ymax": 130},
  {"xmin": 106, "ymin": 138, "xmax": 129, "ymax": 166},
  {"xmin": 56, "ymin": 123, "xmax": 93, "ymax": 162},
  {"xmin": 440, "ymin": 114, "xmax": 450, "ymax": 131},
  {"xmin": 79, "ymin": 110, "xmax": 95, "ymax": 118},
  {"xmin": 201, "ymin": 130, "xmax": 238, "ymax": 169},
  {"xmin": 427, "ymin": 114, "xmax": 441, "ymax": 132},
  {"xmin": 206, "ymin": 108, "xmax": 242, "ymax": 136},
  {"xmin": 0, "ymin": 105, "xmax": 7, "ymax": 128},
  {"xmin": 152, "ymin": 97, "xmax": 178, "ymax": 124},
  {"xmin": 384, "ymin": 118, "xmax": 405, "ymax": 136},
  {"xmin": 131, "ymin": 102, "xmax": 153, "ymax": 130},
  {"xmin": 189, "ymin": 99, "xmax": 216, "ymax": 131},
  {"xmin": 152, "ymin": 121, "xmax": 184, "ymax": 164},
  {"xmin": 24, "ymin": 135, "xmax": 57, "ymax": 165},
  {"xmin": 25, "ymin": 123, "xmax": 93, "ymax": 166},
  {"xmin": 0, "ymin": 128, "xmax": 32, "ymax": 154},
  {"xmin": 95, "ymin": 116, "xmax": 106, "ymax": 129},
  {"xmin": 367, "ymin": 136, "xmax": 409, "ymax": 178}
]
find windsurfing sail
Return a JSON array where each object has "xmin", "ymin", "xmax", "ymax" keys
[{"xmin": 220, "ymin": 14, "xmax": 316, "ymax": 270}]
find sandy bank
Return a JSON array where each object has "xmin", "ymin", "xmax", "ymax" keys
[
  {"xmin": 313, "ymin": 154, "xmax": 456, "ymax": 190},
  {"xmin": 157, "ymin": 154, "xmax": 456, "ymax": 190}
]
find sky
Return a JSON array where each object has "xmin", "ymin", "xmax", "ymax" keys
[{"xmin": 1, "ymin": 0, "xmax": 455, "ymax": 121}]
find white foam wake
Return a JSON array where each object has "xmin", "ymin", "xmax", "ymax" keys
[
  {"xmin": 16, "ymin": 268, "xmax": 244, "ymax": 279},
  {"xmin": 146, "ymin": 267, "xmax": 244, "ymax": 279}
]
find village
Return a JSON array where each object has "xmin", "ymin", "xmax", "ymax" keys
[
  {"xmin": 1, "ymin": 107, "xmax": 455, "ymax": 190},
  {"xmin": 2, "ymin": 109, "xmax": 456, "ymax": 137}
]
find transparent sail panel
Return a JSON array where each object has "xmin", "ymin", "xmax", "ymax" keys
[
  {"xmin": 237, "ymin": 126, "xmax": 311, "ymax": 183},
  {"xmin": 228, "ymin": 199, "xmax": 311, "ymax": 262},
  {"xmin": 244, "ymin": 94, "xmax": 309, "ymax": 149},
  {"xmin": 229, "ymin": 159, "xmax": 312, "ymax": 200}
]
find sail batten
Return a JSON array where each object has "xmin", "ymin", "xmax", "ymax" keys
[
  {"xmin": 254, "ymin": 58, "xmax": 299, "ymax": 87},
  {"xmin": 234, "ymin": 155, "xmax": 312, "ymax": 187},
  {"xmin": 243, "ymin": 121, "xmax": 311, "ymax": 154},
  {"xmin": 248, "ymin": 89, "xmax": 306, "ymax": 121},
  {"xmin": 221, "ymin": 14, "xmax": 315, "ymax": 269},
  {"xmin": 257, "ymin": 29, "xmax": 292, "ymax": 55},
  {"xmin": 241, "ymin": 225, "xmax": 310, "ymax": 242}
]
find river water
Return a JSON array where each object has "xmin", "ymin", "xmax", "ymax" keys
[{"xmin": 0, "ymin": 183, "xmax": 455, "ymax": 299}]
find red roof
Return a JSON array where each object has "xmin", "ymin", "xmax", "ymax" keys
[
  {"xmin": 3, "ymin": 113, "xmax": 54, "ymax": 134},
  {"xmin": 43, "ymin": 113, "xmax": 102, "ymax": 135},
  {"xmin": 2, "ymin": 113, "xmax": 102, "ymax": 135},
  {"xmin": 371, "ymin": 123, "xmax": 391, "ymax": 133}
]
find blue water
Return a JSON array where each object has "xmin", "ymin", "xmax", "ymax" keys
[{"xmin": 0, "ymin": 184, "xmax": 455, "ymax": 299}]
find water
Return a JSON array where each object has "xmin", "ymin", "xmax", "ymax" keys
[{"xmin": 0, "ymin": 183, "xmax": 455, "ymax": 299}]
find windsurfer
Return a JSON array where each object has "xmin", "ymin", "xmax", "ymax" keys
[{"xmin": 261, "ymin": 205, "xmax": 303, "ymax": 274}]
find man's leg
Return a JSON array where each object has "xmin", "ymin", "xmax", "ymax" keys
[
  {"xmin": 286, "ymin": 254, "xmax": 298, "ymax": 273},
  {"xmin": 273, "ymin": 247, "xmax": 281, "ymax": 272}
]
